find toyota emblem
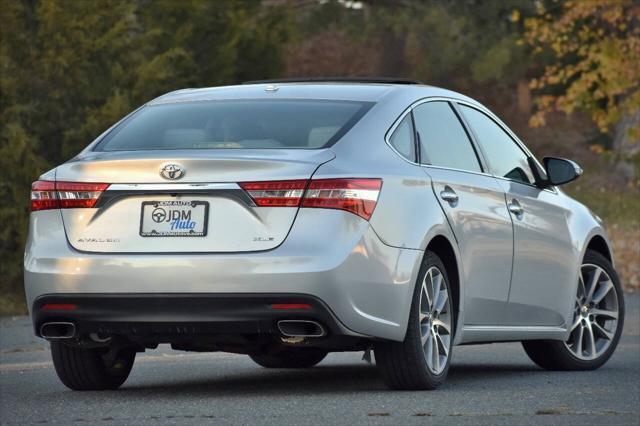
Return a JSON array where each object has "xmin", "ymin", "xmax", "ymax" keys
[{"xmin": 160, "ymin": 163, "xmax": 185, "ymax": 180}]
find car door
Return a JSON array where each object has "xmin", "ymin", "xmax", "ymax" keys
[
  {"xmin": 458, "ymin": 104, "xmax": 575, "ymax": 327},
  {"xmin": 412, "ymin": 100, "xmax": 514, "ymax": 326}
]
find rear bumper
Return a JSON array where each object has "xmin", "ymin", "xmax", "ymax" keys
[
  {"xmin": 25, "ymin": 209, "xmax": 423, "ymax": 341},
  {"xmin": 32, "ymin": 293, "xmax": 346, "ymax": 339}
]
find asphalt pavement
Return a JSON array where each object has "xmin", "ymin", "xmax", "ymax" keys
[{"xmin": 1, "ymin": 294, "xmax": 638, "ymax": 425}]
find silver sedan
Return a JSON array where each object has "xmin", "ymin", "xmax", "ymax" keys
[{"xmin": 25, "ymin": 79, "xmax": 624, "ymax": 390}]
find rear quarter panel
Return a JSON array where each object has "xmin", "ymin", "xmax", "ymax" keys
[{"xmin": 321, "ymin": 93, "xmax": 467, "ymax": 340}]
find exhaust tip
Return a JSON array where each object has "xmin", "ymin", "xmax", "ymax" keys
[
  {"xmin": 40, "ymin": 322, "xmax": 76, "ymax": 339},
  {"xmin": 277, "ymin": 320, "xmax": 326, "ymax": 338}
]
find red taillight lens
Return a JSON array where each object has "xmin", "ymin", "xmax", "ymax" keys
[
  {"xmin": 239, "ymin": 178, "xmax": 382, "ymax": 220},
  {"xmin": 239, "ymin": 180, "xmax": 307, "ymax": 207},
  {"xmin": 30, "ymin": 181, "xmax": 109, "ymax": 211},
  {"xmin": 302, "ymin": 178, "xmax": 382, "ymax": 220},
  {"xmin": 56, "ymin": 182, "xmax": 109, "ymax": 209},
  {"xmin": 30, "ymin": 181, "xmax": 58, "ymax": 211}
]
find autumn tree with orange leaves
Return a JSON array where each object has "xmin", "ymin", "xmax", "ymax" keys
[{"xmin": 525, "ymin": 0, "xmax": 640, "ymax": 172}]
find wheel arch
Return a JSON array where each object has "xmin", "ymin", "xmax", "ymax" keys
[
  {"xmin": 423, "ymin": 233, "xmax": 465, "ymax": 343},
  {"xmin": 585, "ymin": 234, "xmax": 613, "ymax": 264}
]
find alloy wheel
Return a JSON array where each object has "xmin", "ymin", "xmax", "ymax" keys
[
  {"xmin": 418, "ymin": 266, "xmax": 452, "ymax": 374},
  {"xmin": 565, "ymin": 263, "xmax": 620, "ymax": 360}
]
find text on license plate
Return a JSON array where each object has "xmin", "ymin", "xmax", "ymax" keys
[{"xmin": 140, "ymin": 200, "xmax": 209, "ymax": 237}]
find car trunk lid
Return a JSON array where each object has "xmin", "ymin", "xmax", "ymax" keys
[{"xmin": 56, "ymin": 149, "xmax": 334, "ymax": 253}]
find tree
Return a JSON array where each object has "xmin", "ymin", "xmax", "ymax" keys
[
  {"xmin": 0, "ymin": 124, "xmax": 49, "ymax": 313},
  {"xmin": 525, "ymin": 0, "xmax": 640, "ymax": 175},
  {"xmin": 0, "ymin": 0, "xmax": 294, "ymax": 313}
]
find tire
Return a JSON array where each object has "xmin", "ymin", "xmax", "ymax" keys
[
  {"xmin": 50, "ymin": 341, "xmax": 136, "ymax": 391},
  {"xmin": 374, "ymin": 250, "xmax": 454, "ymax": 390},
  {"xmin": 522, "ymin": 250, "xmax": 625, "ymax": 371},
  {"xmin": 249, "ymin": 347, "xmax": 328, "ymax": 368}
]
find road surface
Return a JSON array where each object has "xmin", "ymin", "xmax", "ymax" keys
[{"xmin": 1, "ymin": 295, "xmax": 638, "ymax": 425}]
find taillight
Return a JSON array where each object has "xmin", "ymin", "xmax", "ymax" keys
[
  {"xmin": 30, "ymin": 181, "xmax": 109, "ymax": 211},
  {"xmin": 30, "ymin": 181, "xmax": 58, "ymax": 211},
  {"xmin": 56, "ymin": 182, "xmax": 110, "ymax": 209},
  {"xmin": 302, "ymin": 178, "xmax": 382, "ymax": 220},
  {"xmin": 239, "ymin": 180, "xmax": 307, "ymax": 207},
  {"xmin": 240, "ymin": 178, "xmax": 382, "ymax": 220}
]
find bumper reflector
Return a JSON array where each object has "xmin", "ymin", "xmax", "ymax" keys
[
  {"xmin": 41, "ymin": 303, "xmax": 77, "ymax": 311},
  {"xmin": 270, "ymin": 303, "xmax": 312, "ymax": 310}
]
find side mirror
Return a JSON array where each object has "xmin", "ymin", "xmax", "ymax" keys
[{"xmin": 543, "ymin": 157, "xmax": 583, "ymax": 186}]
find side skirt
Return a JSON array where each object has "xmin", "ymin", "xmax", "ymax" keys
[{"xmin": 458, "ymin": 325, "xmax": 567, "ymax": 344}]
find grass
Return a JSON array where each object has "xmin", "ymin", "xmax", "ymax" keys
[
  {"xmin": 0, "ymin": 292, "xmax": 27, "ymax": 317},
  {"xmin": 565, "ymin": 185, "xmax": 640, "ymax": 226}
]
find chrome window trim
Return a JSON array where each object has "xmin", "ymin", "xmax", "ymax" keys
[
  {"xmin": 387, "ymin": 113, "xmax": 418, "ymax": 163},
  {"xmin": 492, "ymin": 174, "xmax": 557, "ymax": 194},
  {"xmin": 383, "ymin": 95, "xmax": 557, "ymax": 194},
  {"xmin": 422, "ymin": 164, "xmax": 494, "ymax": 179},
  {"xmin": 384, "ymin": 96, "xmax": 494, "ymax": 177},
  {"xmin": 384, "ymin": 96, "xmax": 492, "ymax": 178}
]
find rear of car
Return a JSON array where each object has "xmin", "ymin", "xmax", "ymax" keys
[
  {"xmin": 25, "ymin": 84, "xmax": 428, "ymax": 383},
  {"xmin": 25, "ymin": 81, "xmax": 625, "ymax": 392}
]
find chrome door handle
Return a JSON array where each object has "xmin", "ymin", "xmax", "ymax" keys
[
  {"xmin": 440, "ymin": 188, "xmax": 459, "ymax": 203},
  {"xmin": 508, "ymin": 199, "xmax": 523, "ymax": 215}
]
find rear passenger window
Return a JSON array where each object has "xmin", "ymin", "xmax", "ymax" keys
[
  {"xmin": 413, "ymin": 101, "xmax": 481, "ymax": 173},
  {"xmin": 388, "ymin": 114, "xmax": 416, "ymax": 162}
]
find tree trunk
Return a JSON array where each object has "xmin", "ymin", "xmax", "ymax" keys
[
  {"xmin": 517, "ymin": 80, "xmax": 532, "ymax": 114},
  {"xmin": 612, "ymin": 109, "xmax": 640, "ymax": 182}
]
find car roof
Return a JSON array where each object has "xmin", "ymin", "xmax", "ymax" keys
[
  {"xmin": 149, "ymin": 81, "xmax": 478, "ymax": 106},
  {"xmin": 243, "ymin": 77, "xmax": 424, "ymax": 85}
]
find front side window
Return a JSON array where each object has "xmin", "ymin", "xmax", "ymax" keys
[
  {"xmin": 388, "ymin": 114, "xmax": 416, "ymax": 162},
  {"xmin": 95, "ymin": 99, "xmax": 373, "ymax": 151},
  {"xmin": 459, "ymin": 105, "xmax": 534, "ymax": 185},
  {"xmin": 413, "ymin": 101, "xmax": 482, "ymax": 173}
]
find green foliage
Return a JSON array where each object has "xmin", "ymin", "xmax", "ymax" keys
[
  {"xmin": 0, "ymin": 123, "xmax": 49, "ymax": 311},
  {"xmin": 308, "ymin": 0, "xmax": 540, "ymax": 90},
  {"xmin": 64, "ymin": 91, "xmax": 133, "ymax": 158},
  {"xmin": 0, "ymin": 0, "xmax": 294, "ymax": 313},
  {"xmin": 471, "ymin": 36, "xmax": 518, "ymax": 84},
  {"xmin": 566, "ymin": 185, "xmax": 640, "ymax": 227}
]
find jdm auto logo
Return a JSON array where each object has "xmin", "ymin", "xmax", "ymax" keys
[
  {"xmin": 151, "ymin": 208, "xmax": 167, "ymax": 223},
  {"xmin": 160, "ymin": 163, "xmax": 185, "ymax": 180}
]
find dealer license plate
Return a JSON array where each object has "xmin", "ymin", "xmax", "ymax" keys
[{"xmin": 140, "ymin": 200, "xmax": 208, "ymax": 237}]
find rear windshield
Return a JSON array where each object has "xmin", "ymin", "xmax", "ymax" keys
[{"xmin": 94, "ymin": 99, "xmax": 373, "ymax": 151}]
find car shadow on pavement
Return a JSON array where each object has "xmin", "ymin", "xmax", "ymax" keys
[
  {"xmin": 117, "ymin": 362, "xmax": 545, "ymax": 396},
  {"xmin": 447, "ymin": 363, "xmax": 544, "ymax": 385},
  {"xmin": 124, "ymin": 364, "xmax": 385, "ymax": 395}
]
